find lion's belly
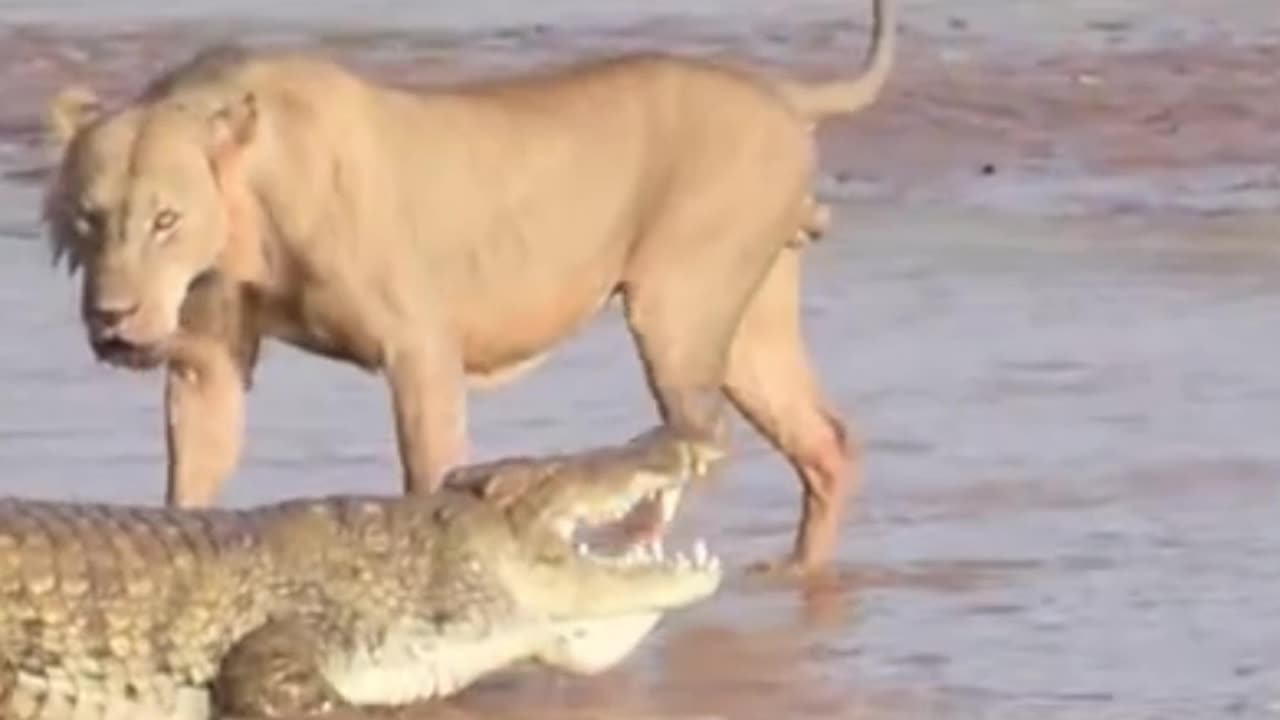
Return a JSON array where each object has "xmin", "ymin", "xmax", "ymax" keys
[
  {"xmin": 447, "ymin": 198, "xmax": 632, "ymax": 390},
  {"xmin": 464, "ymin": 351, "xmax": 552, "ymax": 390},
  {"xmin": 458, "ymin": 283, "xmax": 617, "ymax": 391}
]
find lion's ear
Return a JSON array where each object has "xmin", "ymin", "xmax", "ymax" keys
[
  {"xmin": 46, "ymin": 85, "xmax": 102, "ymax": 158},
  {"xmin": 208, "ymin": 92, "xmax": 257, "ymax": 151}
]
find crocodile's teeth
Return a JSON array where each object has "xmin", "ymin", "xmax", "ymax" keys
[
  {"xmin": 708, "ymin": 555, "xmax": 721, "ymax": 573},
  {"xmin": 650, "ymin": 540, "xmax": 665, "ymax": 562},
  {"xmin": 674, "ymin": 552, "xmax": 691, "ymax": 570},
  {"xmin": 658, "ymin": 487, "xmax": 683, "ymax": 524},
  {"xmin": 692, "ymin": 539, "xmax": 708, "ymax": 566},
  {"xmin": 576, "ymin": 542, "xmax": 589, "ymax": 556}
]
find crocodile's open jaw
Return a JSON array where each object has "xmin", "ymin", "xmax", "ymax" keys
[
  {"xmin": 442, "ymin": 428, "xmax": 724, "ymax": 675},
  {"xmin": 554, "ymin": 484, "xmax": 684, "ymax": 541},
  {"xmin": 535, "ymin": 478, "xmax": 721, "ymax": 676},
  {"xmin": 471, "ymin": 432, "xmax": 725, "ymax": 676},
  {"xmin": 553, "ymin": 472, "xmax": 719, "ymax": 579}
]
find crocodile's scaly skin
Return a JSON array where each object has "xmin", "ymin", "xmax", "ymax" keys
[
  {"xmin": 0, "ymin": 428, "xmax": 722, "ymax": 720},
  {"xmin": 0, "ymin": 496, "xmax": 430, "ymax": 719}
]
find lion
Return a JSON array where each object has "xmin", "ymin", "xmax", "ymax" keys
[{"xmin": 40, "ymin": 0, "xmax": 895, "ymax": 574}]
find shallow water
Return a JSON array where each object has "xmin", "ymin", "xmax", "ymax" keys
[
  {"xmin": 4, "ymin": 185, "xmax": 1279, "ymax": 717},
  {"xmin": 2, "ymin": 1, "xmax": 1280, "ymax": 718}
]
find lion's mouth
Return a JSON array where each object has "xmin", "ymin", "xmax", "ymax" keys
[{"xmin": 91, "ymin": 337, "xmax": 169, "ymax": 370}]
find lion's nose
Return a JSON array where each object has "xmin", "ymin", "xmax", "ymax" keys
[{"xmin": 88, "ymin": 300, "xmax": 140, "ymax": 330}]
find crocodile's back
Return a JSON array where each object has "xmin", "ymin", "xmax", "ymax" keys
[{"xmin": 0, "ymin": 500, "xmax": 276, "ymax": 719}]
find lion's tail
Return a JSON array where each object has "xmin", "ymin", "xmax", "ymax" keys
[{"xmin": 781, "ymin": 0, "xmax": 896, "ymax": 119}]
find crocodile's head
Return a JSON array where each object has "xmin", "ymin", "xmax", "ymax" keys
[{"xmin": 442, "ymin": 426, "xmax": 726, "ymax": 675}]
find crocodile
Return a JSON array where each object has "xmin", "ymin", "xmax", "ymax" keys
[{"xmin": 0, "ymin": 428, "xmax": 724, "ymax": 719}]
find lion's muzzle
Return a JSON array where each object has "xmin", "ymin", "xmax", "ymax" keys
[{"xmin": 85, "ymin": 300, "xmax": 170, "ymax": 370}]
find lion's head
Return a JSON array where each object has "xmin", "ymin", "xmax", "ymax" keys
[{"xmin": 42, "ymin": 51, "xmax": 258, "ymax": 370}]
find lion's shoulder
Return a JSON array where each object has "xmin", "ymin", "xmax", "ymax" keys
[{"xmin": 141, "ymin": 44, "xmax": 258, "ymax": 100}]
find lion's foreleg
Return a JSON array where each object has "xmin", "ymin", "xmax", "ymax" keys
[
  {"xmin": 163, "ymin": 274, "xmax": 261, "ymax": 507},
  {"xmin": 383, "ymin": 339, "xmax": 469, "ymax": 494},
  {"xmin": 164, "ymin": 339, "xmax": 249, "ymax": 507}
]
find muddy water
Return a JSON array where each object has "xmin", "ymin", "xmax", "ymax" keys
[{"xmin": 2, "ymin": 1, "xmax": 1280, "ymax": 718}]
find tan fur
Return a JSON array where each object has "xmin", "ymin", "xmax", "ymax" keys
[
  {"xmin": 41, "ymin": 0, "xmax": 895, "ymax": 572},
  {"xmin": 45, "ymin": 85, "xmax": 101, "ymax": 162}
]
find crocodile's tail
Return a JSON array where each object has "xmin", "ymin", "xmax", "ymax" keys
[{"xmin": 781, "ymin": 0, "xmax": 897, "ymax": 119}]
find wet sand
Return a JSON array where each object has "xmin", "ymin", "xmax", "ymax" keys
[{"xmin": 1, "ymin": 1, "xmax": 1279, "ymax": 718}]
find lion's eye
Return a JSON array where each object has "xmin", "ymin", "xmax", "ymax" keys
[
  {"xmin": 73, "ymin": 207, "xmax": 103, "ymax": 238},
  {"xmin": 153, "ymin": 209, "xmax": 179, "ymax": 233},
  {"xmin": 72, "ymin": 214, "xmax": 92, "ymax": 238},
  {"xmin": 153, "ymin": 209, "xmax": 180, "ymax": 234}
]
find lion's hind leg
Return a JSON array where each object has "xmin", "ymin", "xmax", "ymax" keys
[
  {"xmin": 620, "ymin": 183, "xmax": 799, "ymax": 448},
  {"xmin": 722, "ymin": 247, "xmax": 855, "ymax": 574}
]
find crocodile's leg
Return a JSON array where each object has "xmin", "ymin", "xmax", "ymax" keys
[{"xmin": 212, "ymin": 618, "xmax": 349, "ymax": 718}]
